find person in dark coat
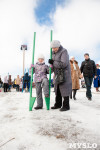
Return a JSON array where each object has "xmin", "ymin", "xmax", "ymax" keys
[
  {"xmin": 80, "ymin": 53, "xmax": 97, "ymax": 100},
  {"xmin": 23, "ymin": 72, "xmax": 30, "ymax": 91},
  {"xmin": 48, "ymin": 40, "xmax": 72, "ymax": 111},
  {"xmin": 0, "ymin": 76, "xmax": 3, "ymax": 88},
  {"xmin": 4, "ymin": 76, "xmax": 8, "ymax": 92},
  {"xmin": 94, "ymin": 64, "xmax": 100, "ymax": 92}
]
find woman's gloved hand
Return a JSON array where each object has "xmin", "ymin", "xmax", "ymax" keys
[{"xmin": 48, "ymin": 59, "xmax": 54, "ymax": 65}]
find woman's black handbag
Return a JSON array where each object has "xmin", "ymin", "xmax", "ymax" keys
[{"xmin": 55, "ymin": 69, "xmax": 65, "ymax": 84}]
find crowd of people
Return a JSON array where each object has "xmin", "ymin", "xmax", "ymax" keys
[
  {"xmin": 0, "ymin": 40, "xmax": 100, "ymax": 111},
  {"xmin": 0, "ymin": 73, "xmax": 31, "ymax": 93}
]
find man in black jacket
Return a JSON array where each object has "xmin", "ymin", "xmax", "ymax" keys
[{"xmin": 80, "ymin": 53, "xmax": 97, "ymax": 100}]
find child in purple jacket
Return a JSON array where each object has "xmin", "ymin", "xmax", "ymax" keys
[{"xmin": 31, "ymin": 54, "xmax": 49, "ymax": 110}]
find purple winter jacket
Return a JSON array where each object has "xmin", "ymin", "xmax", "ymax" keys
[{"xmin": 33, "ymin": 62, "xmax": 49, "ymax": 82}]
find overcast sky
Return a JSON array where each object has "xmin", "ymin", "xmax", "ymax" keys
[{"xmin": 0, "ymin": 0, "xmax": 100, "ymax": 80}]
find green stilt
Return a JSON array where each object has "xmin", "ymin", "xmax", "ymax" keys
[
  {"xmin": 29, "ymin": 32, "xmax": 36, "ymax": 111},
  {"xmin": 45, "ymin": 97, "xmax": 50, "ymax": 110},
  {"xmin": 45, "ymin": 30, "xmax": 53, "ymax": 110}
]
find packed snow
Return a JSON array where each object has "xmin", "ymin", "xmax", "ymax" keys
[{"xmin": 0, "ymin": 88, "xmax": 100, "ymax": 150}]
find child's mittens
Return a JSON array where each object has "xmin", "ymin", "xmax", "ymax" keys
[
  {"xmin": 30, "ymin": 64, "xmax": 34, "ymax": 69},
  {"xmin": 49, "ymin": 65, "xmax": 53, "ymax": 68}
]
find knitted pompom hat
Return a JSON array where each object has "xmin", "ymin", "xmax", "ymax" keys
[{"xmin": 50, "ymin": 40, "xmax": 60, "ymax": 48}]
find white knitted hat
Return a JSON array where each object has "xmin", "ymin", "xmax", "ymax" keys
[
  {"xmin": 50, "ymin": 40, "xmax": 60, "ymax": 48},
  {"xmin": 37, "ymin": 54, "xmax": 45, "ymax": 60}
]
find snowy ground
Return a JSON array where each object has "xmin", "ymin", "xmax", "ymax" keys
[{"xmin": 0, "ymin": 88, "xmax": 100, "ymax": 150}]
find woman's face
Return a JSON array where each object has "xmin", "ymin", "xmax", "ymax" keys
[
  {"xmin": 52, "ymin": 47, "xmax": 59, "ymax": 53},
  {"xmin": 38, "ymin": 58, "xmax": 44, "ymax": 63}
]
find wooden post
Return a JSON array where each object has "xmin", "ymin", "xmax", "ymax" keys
[{"xmin": 23, "ymin": 49, "xmax": 25, "ymax": 76}]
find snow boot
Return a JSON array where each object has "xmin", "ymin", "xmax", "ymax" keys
[
  {"xmin": 88, "ymin": 97, "xmax": 92, "ymax": 101},
  {"xmin": 73, "ymin": 89, "xmax": 77, "ymax": 100},
  {"xmin": 34, "ymin": 106, "xmax": 42, "ymax": 110},
  {"xmin": 96, "ymin": 88, "xmax": 99, "ymax": 92},
  {"xmin": 60, "ymin": 97, "xmax": 70, "ymax": 111},
  {"xmin": 60, "ymin": 107, "xmax": 70, "ymax": 111},
  {"xmin": 51, "ymin": 105, "xmax": 61, "ymax": 109}
]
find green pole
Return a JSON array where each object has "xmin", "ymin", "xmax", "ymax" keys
[
  {"xmin": 49, "ymin": 30, "xmax": 53, "ymax": 95},
  {"xmin": 45, "ymin": 30, "xmax": 53, "ymax": 110},
  {"xmin": 29, "ymin": 32, "xmax": 36, "ymax": 111}
]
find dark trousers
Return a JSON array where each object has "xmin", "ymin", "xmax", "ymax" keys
[
  {"xmin": 55, "ymin": 85, "xmax": 70, "ymax": 109},
  {"xmin": 4, "ymin": 83, "xmax": 8, "ymax": 92},
  {"xmin": 24, "ymin": 81, "xmax": 29, "ymax": 89},
  {"xmin": 84, "ymin": 77, "xmax": 93, "ymax": 98},
  {"xmin": 16, "ymin": 85, "xmax": 19, "ymax": 91},
  {"xmin": 8, "ymin": 85, "xmax": 11, "ymax": 91}
]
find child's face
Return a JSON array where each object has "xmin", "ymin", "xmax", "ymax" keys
[
  {"xmin": 97, "ymin": 66, "xmax": 99, "ymax": 69},
  {"xmin": 38, "ymin": 58, "xmax": 44, "ymax": 63}
]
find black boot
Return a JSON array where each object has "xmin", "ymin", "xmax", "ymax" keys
[
  {"xmin": 34, "ymin": 106, "xmax": 43, "ymax": 110},
  {"xmin": 51, "ymin": 104, "xmax": 61, "ymax": 109},
  {"xmin": 60, "ymin": 97, "xmax": 70, "ymax": 111},
  {"xmin": 73, "ymin": 89, "xmax": 77, "ymax": 100},
  {"xmin": 88, "ymin": 97, "xmax": 92, "ymax": 101}
]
